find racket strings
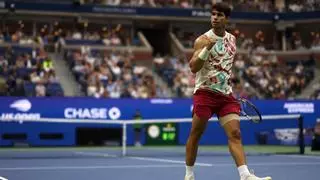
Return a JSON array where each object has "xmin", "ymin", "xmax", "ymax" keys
[
  {"xmin": 242, "ymin": 102, "xmax": 258, "ymax": 117},
  {"xmin": 239, "ymin": 99, "xmax": 262, "ymax": 123}
]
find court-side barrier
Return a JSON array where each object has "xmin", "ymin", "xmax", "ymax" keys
[{"xmin": 0, "ymin": 97, "xmax": 318, "ymax": 146}]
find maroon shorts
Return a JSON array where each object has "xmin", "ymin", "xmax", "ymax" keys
[{"xmin": 192, "ymin": 89, "xmax": 241, "ymax": 120}]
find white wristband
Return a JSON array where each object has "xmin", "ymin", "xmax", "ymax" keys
[{"xmin": 198, "ymin": 47, "xmax": 209, "ymax": 61}]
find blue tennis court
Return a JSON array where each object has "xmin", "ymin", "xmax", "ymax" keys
[{"xmin": 0, "ymin": 147, "xmax": 319, "ymax": 180}]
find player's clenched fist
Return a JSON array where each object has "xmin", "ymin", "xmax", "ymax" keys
[
  {"xmin": 189, "ymin": 35, "xmax": 218, "ymax": 73},
  {"xmin": 197, "ymin": 35, "xmax": 217, "ymax": 61},
  {"xmin": 203, "ymin": 36, "xmax": 217, "ymax": 51}
]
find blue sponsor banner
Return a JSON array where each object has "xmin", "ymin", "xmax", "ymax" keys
[
  {"xmin": 4, "ymin": 1, "xmax": 320, "ymax": 21},
  {"xmin": 0, "ymin": 97, "xmax": 192, "ymax": 120},
  {"xmin": 0, "ymin": 97, "xmax": 318, "ymax": 121},
  {"xmin": 0, "ymin": 97, "xmax": 319, "ymax": 146}
]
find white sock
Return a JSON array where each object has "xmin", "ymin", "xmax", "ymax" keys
[
  {"xmin": 186, "ymin": 166, "xmax": 194, "ymax": 176},
  {"xmin": 238, "ymin": 165, "xmax": 250, "ymax": 177}
]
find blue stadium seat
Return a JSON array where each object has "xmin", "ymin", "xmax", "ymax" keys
[
  {"xmin": 12, "ymin": 46, "xmax": 33, "ymax": 54},
  {"xmin": 24, "ymin": 82, "xmax": 35, "ymax": 97},
  {"xmin": 65, "ymin": 39, "xmax": 104, "ymax": 45},
  {"xmin": 101, "ymin": 79, "xmax": 108, "ymax": 86},
  {"xmin": 47, "ymin": 83, "xmax": 64, "ymax": 96},
  {"xmin": 16, "ymin": 68, "xmax": 32, "ymax": 78}
]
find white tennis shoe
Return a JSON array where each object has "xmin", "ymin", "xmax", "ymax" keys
[
  {"xmin": 184, "ymin": 170, "xmax": 271, "ymax": 180},
  {"xmin": 184, "ymin": 174, "xmax": 195, "ymax": 180}
]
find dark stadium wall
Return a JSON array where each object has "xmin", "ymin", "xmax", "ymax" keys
[{"xmin": 135, "ymin": 22, "xmax": 171, "ymax": 56}]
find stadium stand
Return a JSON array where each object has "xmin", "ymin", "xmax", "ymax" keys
[
  {"xmin": 1, "ymin": 2, "xmax": 320, "ymax": 180},
  {"xmin": 64, "ymin": 48, "xmax": 159, "ymax": 98},
  {"xmin": 56, "ymin": 23, "xmax": 132, "ymax": 46},
  {"xmin": 310, "ymin": 80, "xmax": 320, "ymax": 99},
  {"xmin": 242, "ymin": 54, "xmax": 315, "ymax": 99},
  {"xmin": 0, "ymin": 0, "xmax": 319, "ymax": 100},
  {"xmin": 0, "ymin": 18, "xmax": 64, "ymax": 97},
  {"xmin": 7, "ymin": 0, "xmax": 320, "ymax": 11},
  {"xmin": 286, "ymin": 0, "xmax": 320, "ymax": 12},
  {"xmin": 0, "ymin": 45, "xmax": 64, "ymax": 97},
  {"xmin": 311, "ymin": 88, "xmax": 320, "ymax": 99}
]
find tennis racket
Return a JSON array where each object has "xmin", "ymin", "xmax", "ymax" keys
[{"xmin": 238, "ymin": 98, "xmax": 262, "ymax": 123}]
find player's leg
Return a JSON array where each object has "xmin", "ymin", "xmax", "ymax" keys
[
  {"xmin": 186, "ymin": 113, "xmax": 208, "ymax": 166},
  {"xmin": 219, "ymin": 98, "xmax": 271, "ymax": 180},
  {"xmin": 185, "ymin": 98, "xmax": 213, "ymax": 180},
  {"xmin": 221, "ymin": 117, "xmax": 271, "ymax": 180},
  {"xmin": 185, "ymin": 90, "xmax": 214, "ymax": 180},
  {"xmin": 221, "ymin": 115, "xmax": 246, "ymax": 166},
  {"xmin": 185, "ymin": 113, "xmax": 209, "ymax": 180}
]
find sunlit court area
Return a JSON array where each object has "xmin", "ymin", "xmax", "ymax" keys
[{"xmin": 0, "ymin": 0, "xmax": 320, "ymax": 180}]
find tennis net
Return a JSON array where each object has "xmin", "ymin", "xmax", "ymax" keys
[{"xmin": 0, "ymin": 114, "xmax": 306, "ymax": 159}]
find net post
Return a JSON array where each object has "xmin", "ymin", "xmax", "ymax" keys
[
  {"xmin": 298, "ymin": 115, "xmax": 305, "ymax": 155},
  {"xmin": 122, "ymin": 122, "xmax": 127, "ymax": 157}
]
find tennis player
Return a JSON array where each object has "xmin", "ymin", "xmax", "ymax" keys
[{"xmin": 185, "ymin": 3, "xmax": 271, "ymax": 180}]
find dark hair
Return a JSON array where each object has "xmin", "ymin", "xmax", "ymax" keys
[{"xmin": 212, "ymin": 2, "xmax": 232, "ymax": 18}]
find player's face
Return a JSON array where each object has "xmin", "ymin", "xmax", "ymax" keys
[{"xmin": 211, "ymin": 10, "xmax": 227, "ymax": 29}]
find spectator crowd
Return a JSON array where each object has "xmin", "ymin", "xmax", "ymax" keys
[
  {"xmin": 9, "ymin": 0, "xmax": 320, "ymax": 12},
  {"xmin": 0, "ymin": 1, "xmax": 319, "ymax": 100},
  {"xmin": 0, "ymin": 46, "xmax": 63, "ymax": 97},
  {"xmin": 65, "ymin": 47, "xmax": 169, "ymax": 98}
]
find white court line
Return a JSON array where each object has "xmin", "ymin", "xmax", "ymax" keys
[
  {"xmin": 74, "ymin": 151, "xmax": 213, "ymax": 167},
  {"xmin": 128, "ymin": 156, "xmax": 213, "ymax": 167},
  {"xmin": 74, "ymin": 152, "xmax": 320, "ymax": 168},
  {"xmin": 227, "ymin": 162, "xmax": 320, "ymax": 167},
  {"xmin": 274, "ymin": 155, "xmax": 320, "ymax": 160},
  {"xmin": 1, "ymin": 162, "xmax": 320, "ymax": 171},
  {"xmin": 75, "ymin": 151, "xmax": 118, "ymax": 158},
  {"xmin": 0, "ymin": 165, "xmax": 185, "ymax": 171}
]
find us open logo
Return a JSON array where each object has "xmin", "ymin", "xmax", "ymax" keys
[{"xmin": 1, "ymin": 99, "xmax": 41, "ymax": 120}]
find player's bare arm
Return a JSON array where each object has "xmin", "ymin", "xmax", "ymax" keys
[{"xmin": 189, "ymin": 35, "xmax": 216, "ymax": 73}]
